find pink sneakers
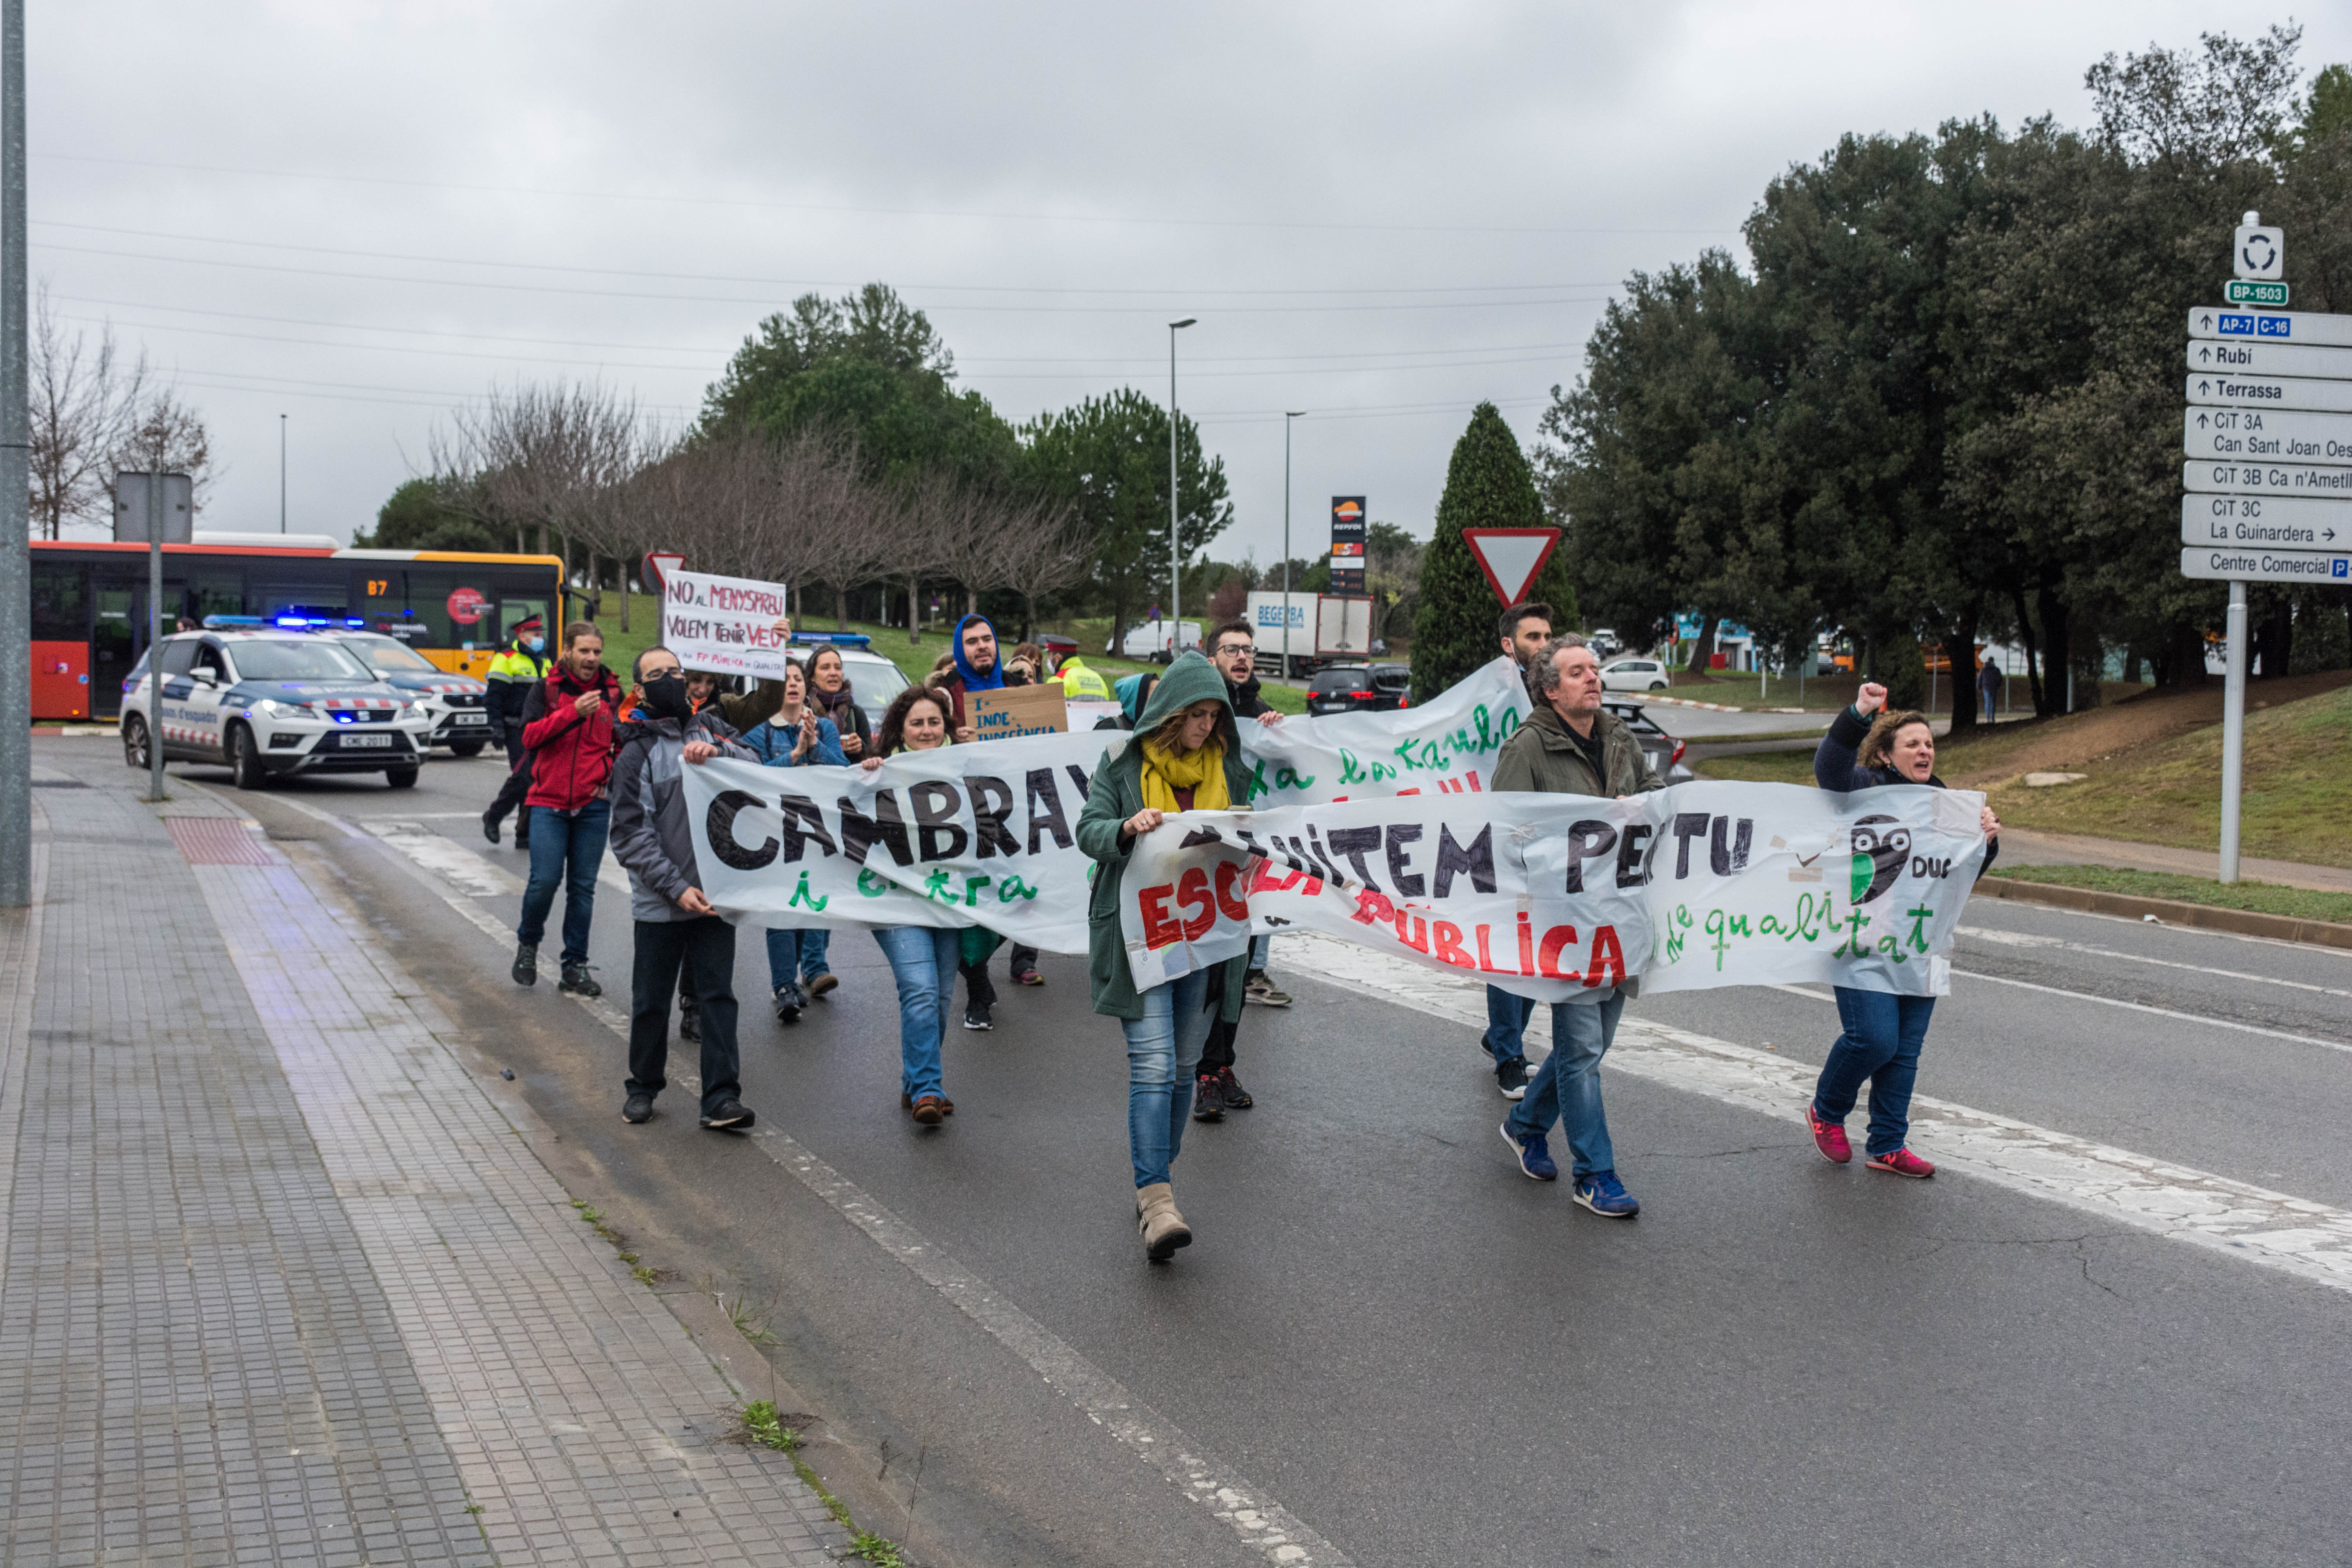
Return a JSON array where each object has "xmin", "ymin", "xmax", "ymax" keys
[
  {"xmin": 1806, "ymin": 1106, "xmax": 1851, "ymax": 1165},
  {"xmin": 1866, "ymin": 1147, "xmax": 1935, "ymax": 1179}
]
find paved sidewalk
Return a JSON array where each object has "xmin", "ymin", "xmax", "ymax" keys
[
  {"xmin": 1996, "ymin": 826, "xmax": 2352, "ymax": 896},
  {"xmin": 3, "ymin": 754, "xmax": 845, "ymax": 1566}
]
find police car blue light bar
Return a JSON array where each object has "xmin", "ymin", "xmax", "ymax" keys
[
  {"xmin": 790, "ymin": 631, "xmax": 871, "ymax": 647},
  {"xmin": 202, "ymin": 615, "xmax": 270, "ymax": 628}
]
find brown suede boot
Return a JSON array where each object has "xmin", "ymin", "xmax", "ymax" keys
[{"xmin": 1135, "ymin": 1182, "xmax": 1192, "ymax": 1261}]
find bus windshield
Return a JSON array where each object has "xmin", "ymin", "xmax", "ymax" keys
[{"xmin": 229, "ymin": 640, "xmax": 374, "ymax": 681}]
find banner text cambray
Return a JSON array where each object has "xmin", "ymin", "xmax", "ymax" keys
[
  {"xmin": 682, "ymin": 656, "xmax": 1534, "ymax": 949},
  {"xmin": 1116, "ymin": 781, "xmax": 1989, "ymax": 1002}
]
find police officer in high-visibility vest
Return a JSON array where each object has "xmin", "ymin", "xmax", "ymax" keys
[
  {"xmin": 480, "ymin": 615, "xmax": 550, "ymax": 847},
  {"xmin": 1052, "ymin": 655, "xmax": 1111, "ymax": 702}
]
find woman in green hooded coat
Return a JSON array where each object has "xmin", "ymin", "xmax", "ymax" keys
[{"xmin": 1078, "ymin": 651, "xmax": 1253, "ymax": 1261}]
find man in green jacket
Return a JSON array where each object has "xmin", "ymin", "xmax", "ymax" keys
[{"xmin": 1492, "ymin": 634, "xmax": 1661, "ymax": 1220}]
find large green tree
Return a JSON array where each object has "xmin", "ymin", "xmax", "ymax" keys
[
  {"xmin": 358, "ymin": 478, "xmax": 505, "ymax": 554},
  {"xmin": 1021, "ymin": 388, "xmax": 1232, "ymax": 644},
  {"xmin": 699, "ymin": 283, "xmax": 1021, "ymax": 493},
  {"xmin": 1411, "ymin": 403, "xmax": 1573, "ymax": 701}
]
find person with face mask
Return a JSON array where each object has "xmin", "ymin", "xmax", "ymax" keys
[
  {"xmin": 480, "ymin": 615, "xmax": 552, "ymax": 847},
  {"xmin": 606, "ymin": 646, "xmax": 762, "ymax": 1131},
  {"xmin": 1804, "ymin": 682, "xmax": 2000, "ymax": 1178},
  {"xmin": 509, "ymin": 622, "xmax": 623, "ymax": 995},
  {"xmin": 1078, "ymin": 652, "xmax": 1253, "ymax": 1262}
]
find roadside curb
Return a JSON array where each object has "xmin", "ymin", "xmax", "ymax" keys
[
  {"xmin": 1976, "ymin": 875, "xmax": 2352, "ymax": 951},
  {"xmin": 1636, "ymin": 693, "xmax": 1818, "ymax": 714}
]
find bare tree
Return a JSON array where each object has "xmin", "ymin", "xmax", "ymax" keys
[
  {"xmin": 430, "ymin": 380, "xmax": 650, "ymax": 579},
  {"xmin": 29, "ymin": 286, "xmax": 212, "ymax": 537}
]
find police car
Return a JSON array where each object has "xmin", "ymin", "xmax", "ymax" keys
[
  {"xmin": 325, "ymin": 630, "xmax": 495, "ymax": 755},
  {"xmin": 122, "ymin": 622, "xmax": 435, "ymax": 789}
]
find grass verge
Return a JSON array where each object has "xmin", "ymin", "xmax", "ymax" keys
[
  {"xmin": 1693, "ymin": 749, "xmax": 1818, "ymax": 785},
  {"xmin": 1991, "ymin": 864, "xmax": 2352, "ymax": 925},
  {"xmin": 1983, "ymin": 685, "xmax": 2352, "ymax": 871}
]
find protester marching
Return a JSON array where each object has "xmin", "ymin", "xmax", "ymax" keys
[{"xmin": 474, "ymin": 559, "xmax": 1997, "ymax": 1266}]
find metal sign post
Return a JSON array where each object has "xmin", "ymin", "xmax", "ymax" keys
[
  {"xmin": 147, "ymin": 470, "xmax": 164, "ymax": 799},
  {"xmin": 0, "ymin": 0, "xmax": 25, "ymax": 906}
]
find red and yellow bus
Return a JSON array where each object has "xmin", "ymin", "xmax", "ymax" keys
[{"xmin": 29, "ymin": 533, "xmax": 566, "ymax": 720}]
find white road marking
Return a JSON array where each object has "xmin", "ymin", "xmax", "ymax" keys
[
  {"xmin": 1769, "ymin": 984, "xmax": 1837, "ymax": 1003},
  {"xmin": 363, "ymin": 819, "xmax": 523, "ymax": 897},
  {"xmin": 1287, "ymin": 930, "xmax": 2352, "ymax": 1296},
  {"xmin": 1951, "ymin": 968, "xmax": 2352, "ymax": 1056},
  {"xmin": 1959, "ymin": 924, "xmax": 2352, "ymax": 998}
]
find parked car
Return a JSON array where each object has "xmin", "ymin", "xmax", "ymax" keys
[
  {"xmin": 1110, "ymin": 619, "xmax": 1203, "ymax": 664},
  {"xmin": 1605, "ymin": 699, "xmax": 1692, "ymax": 785},
  {"xmin": 1587, "ymin": 627, "xmax": 1622, "ymax": 660},
  {"xmin": 1306, "ymin": 661, "xmax": 1410, "ymax": 715},
  {"xmin": 1600, "ymin": 655, "xmax": 1671, "ymax": 692}
]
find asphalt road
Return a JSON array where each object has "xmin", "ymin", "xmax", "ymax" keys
[{"xmin": 78, "ymin": 738, "xmax": 2352, "ymax": 1568}]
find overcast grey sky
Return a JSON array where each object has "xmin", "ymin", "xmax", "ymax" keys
[{"xmin": 28, "ymin": 2, "xmax": 2350, "ymax": 565}]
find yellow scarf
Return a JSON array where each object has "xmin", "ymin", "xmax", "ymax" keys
[{"xmin": 1138, "ymin": 735, "xmax": 1229, "ymax": 813}]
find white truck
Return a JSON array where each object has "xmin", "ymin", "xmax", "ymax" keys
[{"xmin": 1246, "ymin": 592, "xmax": 1374, "ymax": 676}]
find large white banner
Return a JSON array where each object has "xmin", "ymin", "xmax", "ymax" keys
[
  {"xmin": 1116, "ymin": 782, "xmax": 1988, "ymax": 1001},
  {"xmin": 660, "ymin": 568, "xmax": 795, "ymax": 681},
  {"xmin": 684, "ymin": 658, "xmax": 1531, "ymax": 945},
  {"xmin": 690, "ymin": 729, "xmax": 1118, "ymax": 951},
  {"xmin": 1236, "ymin": 656, "xmax": 1528, "ymax": 805}
]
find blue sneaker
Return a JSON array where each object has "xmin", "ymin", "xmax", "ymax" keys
[
  {"xmin": 1572, "ymin": 1171, "xmax": 1639, "ymax": 1218},
  {"xmin": 1501, "ymin": 1123, "xmax": 1557, "ymax": 1181}
]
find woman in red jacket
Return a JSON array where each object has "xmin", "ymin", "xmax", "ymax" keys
[{"xmin": 512, "ymin": 622, "xmax": 624, "ymax": 996}]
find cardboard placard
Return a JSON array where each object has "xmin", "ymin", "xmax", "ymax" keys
[{"xmin": 968, "ymin": 682, "xmax": 1069, "ymax": 739}]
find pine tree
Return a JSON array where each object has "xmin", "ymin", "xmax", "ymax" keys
[{"xmin": 1409, "ymin": 403, "xmax": 1577, "ymax": 701}]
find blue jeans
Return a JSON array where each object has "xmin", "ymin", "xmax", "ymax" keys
[
  {"xmin": 873, "ymin": 925, "xmax": 959, "ymax": 1102},
  {"xmin": 1122, "ymin": 970, "xmax": 1217, "ymax": 1189},
  {"xmin": 1814, "ymin": 987, "xmax": 1936, "ymax": 1157},
  {"xmin": 764, "ymin": 926, "xmax": 834, "ymax": 991},
  {"xmin": 1249, "ymin": 932, "xmax": 1272, "ymax": 970},
  {"xmin": 517, "ymin": 799, "xmax": 609, "ymax": 966},
  {"xmin": 1505, "ymin": 989, "xmax": 1626, "ymax": 1180},
  {"xmin": 1980, "ymin": 689, "xmax": 1996, "ymax": 722},
  {"xmin": 1482, "ymin": 985, "xmax": 1535, "ymax": 1065}
]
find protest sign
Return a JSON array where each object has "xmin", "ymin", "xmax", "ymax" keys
[
  {"xmin": 688, "ymin": 728, "xmax": 1120, "ymax": 948},
  {"xmin": 969, "ymin": 683, "xmax": 1068, "ymax": 739},
  {"xmin": 1236, "ymin": 655, "xmax": 1526, "ymax": 806},
  {"xmin": 1117, "ymin": 781, "xmax": 1987, "ymax": 1002},
  {"xmin": 659, "ymin": 568, "xmax": 795, "ymax": 681}
]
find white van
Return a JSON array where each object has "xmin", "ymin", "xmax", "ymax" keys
[{"xmin": 1111, "ymin": 619, "xmax": 1203, "ymax": 664}]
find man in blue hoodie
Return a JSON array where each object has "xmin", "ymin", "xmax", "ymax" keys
[{"xmin": 934, "ymin": 613, "xmax": 1003, "ymax": 743}]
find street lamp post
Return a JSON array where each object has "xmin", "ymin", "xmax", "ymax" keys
[
  {"xmin": 1168, "ymin": 318, "xmax": 1195, "ymax": 660},
  {"xmin": 1282, "ymin": 410, "xmax": 1304, "ymax": 681}
]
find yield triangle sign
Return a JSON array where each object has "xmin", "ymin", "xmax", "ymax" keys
[
  {"xmin": 1461, "ymin": 527, "xmax": 1561, "ymax": 607},
  {"xmin": 642, "ymin": 552, "xmax": 684, "ymax": 590}
]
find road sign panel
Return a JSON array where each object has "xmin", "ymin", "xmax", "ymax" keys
[
  {"xmin": 2234, "ymin": 221, "xmax": 2284, "ymax": 280},
  {"xmin": 2186, "ymin": 339, "xmax": 2352, "ymax": 379},
  {"xmin": 2180, "ymin": 545, "xmax": 2350, "ymax": 583},
  {"xmin": 1460, "ymin": 527, "xmax": 1561, "ymax": 608},
  {"xmin": 2183, "ymin": 406, "xmax": 2352, "ymax": 464},
  {"xmin": 2181, "ymin": 492, "xmax": 2352, "ymax": 548},
  {"xmin": 2185, "ymin": 373, "xmax": 2352, "ymax": 414},
  {"xmin": 2187, "ymin": 306, "xmax": 2352, "ymax": 347},
  {"xmin": 2224, "ymin": 280, "xmax": 2289, "ymax": 306},
  {"xmin": 2183, "ymin": 458, "xmax": 2352, "ymax": 498}
]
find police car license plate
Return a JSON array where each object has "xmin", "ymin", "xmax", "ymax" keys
[
  {"xmin": 342, "ymin": 733, "xmax": 393, "ymax": 748},
  {"xmin": 452, "ymin": 712, "xmax": 487, "ymax": 725}
]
